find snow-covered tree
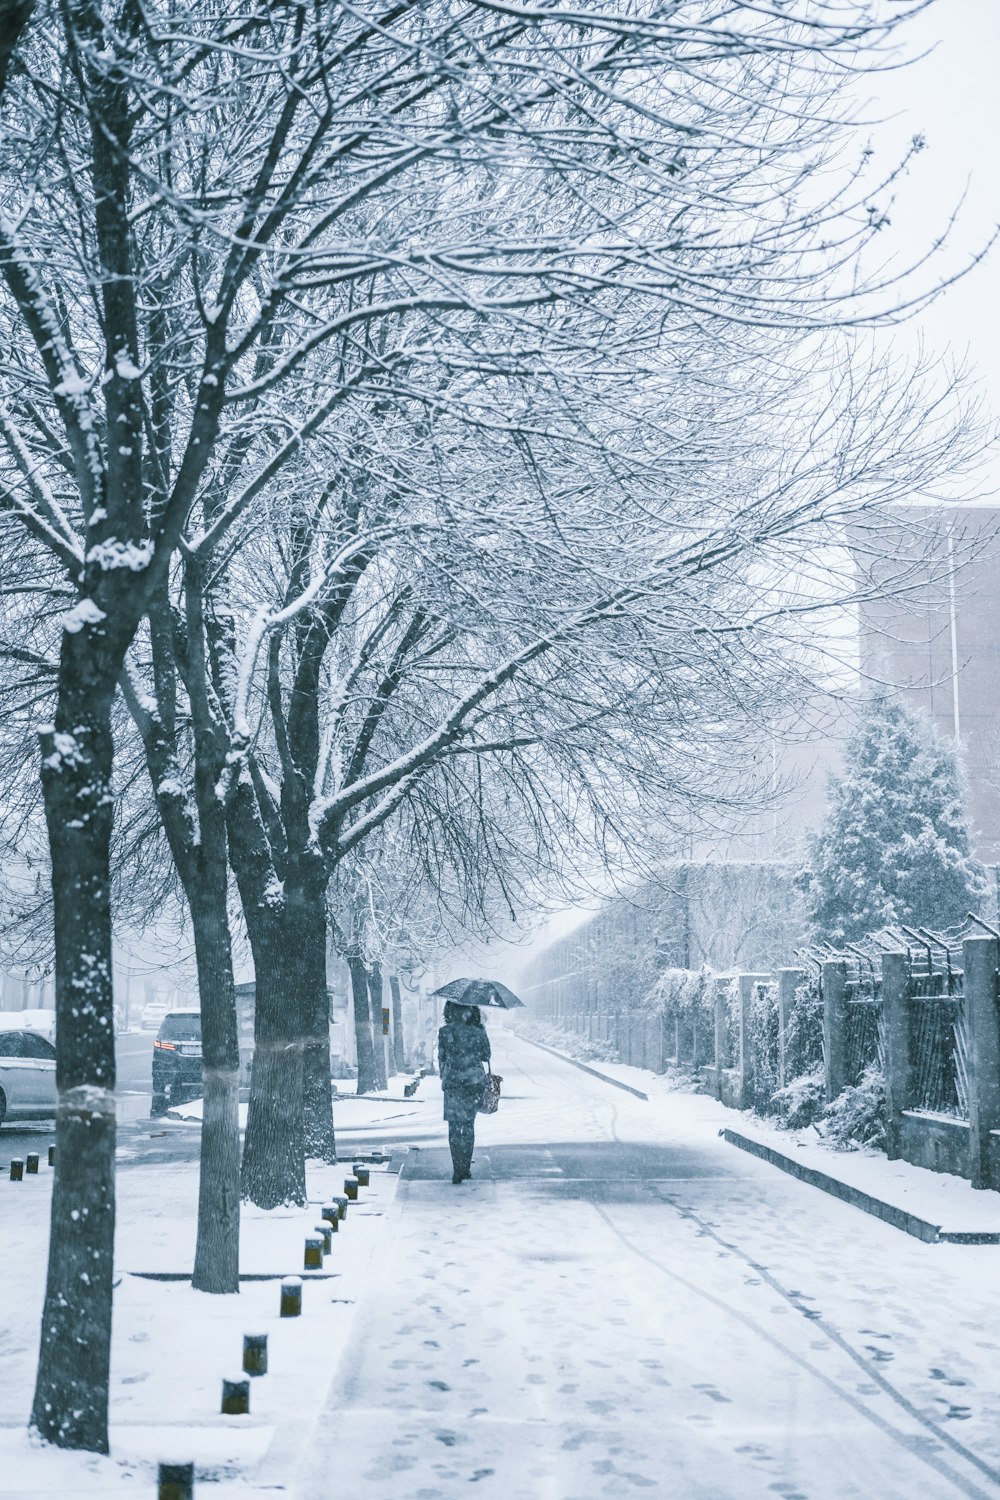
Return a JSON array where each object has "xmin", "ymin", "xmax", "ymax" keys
[{"xmin": 800, "ymin": 698, "xmax": 988, "ymax": 945}]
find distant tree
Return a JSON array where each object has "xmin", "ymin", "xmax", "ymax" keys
[{"xmin": 800, "ymin": 698, "xmax": 988, "ymax": 945}]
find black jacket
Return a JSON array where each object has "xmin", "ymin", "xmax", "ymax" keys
[{"xmin": 438, "ymin": 1021, "xmax": 490, "ymax": 1121}]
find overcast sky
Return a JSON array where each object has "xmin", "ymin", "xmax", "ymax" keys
[{"xmin": 872, "ymin": 0, "xmax": 1000, "ymax": 499}]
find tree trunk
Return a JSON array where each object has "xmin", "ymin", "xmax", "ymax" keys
[
  {"xmin": 301, "ymin": 885, "xmax": 336, "ymax": 1161},
  {"xmin": 368, "ymin": 962, "xmax": 388, "ymax": 1089},
  {"xmin": 349, "ymin": 952, "xmax": 379, "ymax": 1094},
  {"xmin": 31, "ymin": 676, "xmax": 116, "ymax": 1453},
  {"xmin": 389, "ymin": 974, "xmax": 405, "ymax": 1072},
  {"xmin": 240, "ymin": 909, "xmax": 306, "ymax": 1209},
  {"xmin": 189, "ymin": 884, "xmax": 241, "ymax": 1293}
]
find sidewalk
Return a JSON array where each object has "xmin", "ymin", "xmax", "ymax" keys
[
  {"xmin": 0, "ymin": 1137, "xmax": 405, "ymax": 1498},
  {"xmin": 516, "ymin": 1029, "xmax": 1000, "ymax": 1245}
]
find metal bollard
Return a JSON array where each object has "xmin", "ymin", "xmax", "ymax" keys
[
  {"xmin": 304, "ymin": 1235, "xmax": 323, "ymax": 1270},
  {"xmin": 47, "ymin": 1145, "xmax": 56, "ymax": 1167},
  {"xmin": 26, "ymin": 1153, "xmax": 39, "ymax": 1174},
  {"xmin": 279, "ymin": 1277, "xmax": 302, "ymax": 1317},
  {"xmin": 314, "ymin": 1222, "xmax": 332, "ymax": 1253},
  {"xmin": 352, "ymin": 1165, "xmax": 370, "ymax": 1188},
  {"xmin": 331, "ymin": 1195, "xmax": 349, "ymax": 1220},
  {"xmin": 158, "ymin": 1460, "xmax": 194, "ymax": 1500},
  {"xmin": 242, "ymin": 1333, "xmax": 268, "ymax": 1377},
  {"xmin": 343, "ymin": 1176, "xmax": 359, "ymax": 1201},
  {"xmin": 9, "ymin": 1160, "xmax": 23, "ymax": 1182},
  {"xmin": 221, "ymin": 1376, "xmax": 250, "ymax": 1415},
  {"xmin": 319, "ymin": 1204, "xmax": 340, "ymax": 1232}
]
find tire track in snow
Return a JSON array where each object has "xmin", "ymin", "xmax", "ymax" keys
[
  {"xmin": 656, "ymin": 1193, "xmax": 1000, "ymax": 1494},
  {"xmin": 588, "ymin": 1193, "xmax": 1000, "ymax": 1499}
]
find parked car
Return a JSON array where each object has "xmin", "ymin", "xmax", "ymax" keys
[
  {"xmin": 0, "ymin": 1029, "xmax": 57, "ymax": 1124},
  {"xmin": 140, "ymin": 999, "xmax": 169, "ymax": 1031},
  {"xmin": 151, "ymin": 1009, "xmax": 202, "ymax": 1116}
]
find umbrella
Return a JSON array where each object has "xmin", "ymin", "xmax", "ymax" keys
[{"xmin": 430, "ymin": 977, "xmax": 525, "ymax": 1010}]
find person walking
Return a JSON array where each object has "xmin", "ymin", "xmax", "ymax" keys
[{"xmin": 437, "ymin": 1001, "xmax": 491, "ymax": 1183}]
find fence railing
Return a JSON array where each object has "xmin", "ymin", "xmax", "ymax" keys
[{"xmin": 525, "ymin": 925, "xmax": 1000, "ymax": 1191}]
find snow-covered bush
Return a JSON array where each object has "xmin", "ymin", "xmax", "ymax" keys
[
  {"xmin": 746, "ymin": 979, "xmax": 780, "ymax": 1111},
  {"xmin": 785, "ymin": 978, "xmax": 824, "ymax": 1079},
  {"xmin": 819, "ymin": 1063, "xmax": 886, "ymax": 1150},
  {"xmin": 769, "ymin": 1066, "xmax": 825, "ymax": 1129}
]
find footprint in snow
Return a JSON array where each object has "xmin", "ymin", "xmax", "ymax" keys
[{"xmin": 929, "ymin": 1367, "xmax": 968, "ymax": 1387}]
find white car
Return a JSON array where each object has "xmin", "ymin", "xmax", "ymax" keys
[{"xmin": 0, "ymin": 1028, "xmax": 57, "ymax": 1124}]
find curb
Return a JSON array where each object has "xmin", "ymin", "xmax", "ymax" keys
[
  {"xmin": 518, "ymin": 1035, "xmax": 649, "ymax": 1100},
  {"xmin": 722, "ymin": 1128, "xmax": 1000, "ymax": 1245}
]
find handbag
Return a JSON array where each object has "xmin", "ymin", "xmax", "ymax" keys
[{"xmin": 479, "ymin": 1071, "xmax": 503, "ymax": 1114}]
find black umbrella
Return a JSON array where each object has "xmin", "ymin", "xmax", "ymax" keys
[{"xmin": 430, "ymin": 977, "xmax": 525, "ymax": 1009}]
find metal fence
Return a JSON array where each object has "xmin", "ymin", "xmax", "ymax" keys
[{"xmin": 909, "ymin": 967, "xmax": 968, "ymax": 1119}]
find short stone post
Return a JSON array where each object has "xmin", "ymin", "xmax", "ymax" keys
[
  {"xmin": 158, "ymin": 1461, "xmax": 194, "ymax": 1500},
  {"xmin": 26, "ymin": 1153, "xmax": 39, "ymax": 1174},
  {"xmin": 880, "ymin": 951, "xmax": 911, "ymax": 1160},
  {"xmin": 221, "ymin": 1377, "xmax": 250, "ymax": 1415},
  {"xmin": 776, "ymin": 969, "xmax": 804, "ymax": 1087},
  {"xmin": 320, "ymin": 1204, "xmax": 341, "ymax": 1232},
  {"xmin": 314, "ymin": 1222, "xmax": 332, "ymax": 1253},
  {"xmin": 737, "ymin": 974, "xmax": 768, "ymax": 1109},
  {"xmin": 9, "ymin": 1159, "xmax": 23, "ymax": 1181},
  {"xmin": 242, "ymin": 1333, "xmax": 268, "ymax": 1377},
  {"xmin": 304, "ymin": 1235, "xmax": 324, "ymax": 1270},
  {"xmin": 352, "ymin": 1165, "xmax": 370, "ymax": 1187},
  {"xmin": 963, "ymin": 935, "xmax": 1000, "ymax": 1190},
  {"xmin": 713, "ymin": 985, "xmax": 727, "ymax": 1101},
  {"xmin": 47, "ymin": 1144, "xmax": 55, "ymax": 1167},
  {"xmin": 279, "ymin": 1277, "xmax": 302, "ymax": 1317},
  {"xmin": 821, "ymin": 961, "xmax": 848, "ymax": 1104},
  {"xmin": 343, "ymin": 1176, "xmax": 359, "ymax": 1201}
]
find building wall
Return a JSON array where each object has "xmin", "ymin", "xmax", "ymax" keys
[{"xmin": 857, "ymin": 507, "xmax": 1000, "ymax": 862}]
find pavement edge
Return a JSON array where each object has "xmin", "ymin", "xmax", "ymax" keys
[
  {"xmin": 516, "ymin": 1035, "xmax": 649, "ymax": 1100},
  {"xmin": 722, "ymin": 1127, "xmax": 1000, "ymax": 1245}
]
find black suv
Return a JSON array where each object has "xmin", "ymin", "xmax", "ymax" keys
[{"xmin": 151, "ymin": 1009, "xmax": 203, "ymax": 1116}]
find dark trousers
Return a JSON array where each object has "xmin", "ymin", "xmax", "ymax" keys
[{"xmin": 448, "ymin": 1120, "xmax": 475, "ymax": 1178}]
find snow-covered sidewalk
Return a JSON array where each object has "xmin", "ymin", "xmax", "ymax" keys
[
  {"xmin": 517, "ymin": 1029, "xmax": 1000, "ymax": 1242},
  {"xmin": 0, "ymin": 1142, "xmax": 403, "ymax": 1498},
  {"xmin": 297, "ymin": 1030, "xmax": 1000, "ymax": 1498}
]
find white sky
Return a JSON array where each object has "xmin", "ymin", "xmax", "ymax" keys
[{"xmin": 870, "ymin": 1, "xmax": 1000, "ymax": 497}]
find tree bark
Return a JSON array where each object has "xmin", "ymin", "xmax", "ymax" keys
[
  {"xmin": 189, "ymin": 886, "xmax": 241, "ymax": 1293},
  {"xmin": 349, "ymin": 952, "xmax": 379, "ymax": 1094},
  {"xmin": 239, "ymin": 905, "xmax": 306, "ymax": 1208},
  {"xmin": 368, "ymin": 961, "xmax": 388, "ymax": 1089},
  {"xmin": 31, "ymin": 667, "xmax": 116, "ymax": 1452},
  {"xmin": 389, "ymin": 973, "xmax": 405, "ymax": 1072},
  {"xmin": 301, "ymin": 882, "xmax": 336, "ymax": 1161}
]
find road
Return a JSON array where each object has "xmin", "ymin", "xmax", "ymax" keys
[{"xmin": 297, "ymin": 1031, "xmax": 1000, "ymax": 1500}]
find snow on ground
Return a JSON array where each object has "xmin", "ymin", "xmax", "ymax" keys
[
  {"xmin": 169, "ymin": 1083, "xmax": 431, "ymax": 1136},
  {"xmin": 302, "ymin": 1028, "xmax": 1000, "ymax": 1498},
  {"xmin": 0, "ymin": 1139, "xmax": 404, "ymax": 1497},
  {"xmin": 6, "ymin": 1024, "xmax": 1000, "ymax": 1497},
  {"xmin": 517, "ymin": 1023, "xmax": 1000, "ymax": 1234}
]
